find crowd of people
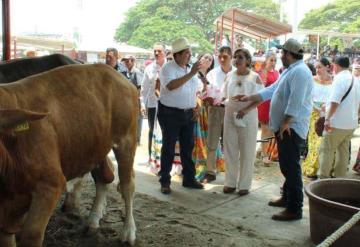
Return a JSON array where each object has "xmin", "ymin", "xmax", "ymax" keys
[{"xmin": 105, "ymin": 37, "xmax": 360, "ymax": 222}]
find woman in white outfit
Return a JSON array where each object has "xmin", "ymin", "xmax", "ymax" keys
[{"xmin": 222, "ymin": 48, "xmax": 263, "ymax": 196}]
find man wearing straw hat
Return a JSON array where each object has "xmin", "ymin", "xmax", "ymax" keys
[{"xmin": 157, "ymin": 37, "xmax": 205, "ymax": 194}]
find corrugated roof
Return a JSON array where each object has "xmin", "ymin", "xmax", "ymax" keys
[{"xmin": 214, "ymin": 8, "xmax": 292, "ymax": 40}]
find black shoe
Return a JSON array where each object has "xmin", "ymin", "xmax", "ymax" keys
[
  {"xmin": 200, "ymin": 173, "xmax": 216, "ymax": 183},
  {"xmin": 182, "ymin": 180, "xmax": 204, "ymax": 189},
  {"xmin": 160, "ymin": 185, "xmax": 171, "ymax": 194},
  {"xmin": 271, "ymin": 209, "xmax": 302, "ymax": 221}
]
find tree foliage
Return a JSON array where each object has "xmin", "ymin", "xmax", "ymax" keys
[
  {"xmin": 299, "ymin": 0, "xmax": 360, "ymax": 49},
  {"xmin": 115, "ymin": 0, "xmax": 280, "ymax": 53}
]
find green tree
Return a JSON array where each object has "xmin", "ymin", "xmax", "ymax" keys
[
  {"xmin": 115, "ymin": 0, "xmax": 280, "ymax": 53},
  {"xmin": 299, "ymin": 0, "xmax": 360, "ymax": 49}
]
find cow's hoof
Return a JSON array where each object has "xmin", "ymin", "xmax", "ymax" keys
[{"xmin": 122, "ymin": 229, "xmax": 136, "ymax": 246}]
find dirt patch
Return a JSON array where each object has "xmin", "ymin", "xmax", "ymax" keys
[{"xmin": 44, "ymin": 177, "xmax": 296, "ymax": 247}]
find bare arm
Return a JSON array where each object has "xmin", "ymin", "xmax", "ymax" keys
[{"xmin": 324, "ymin": 102, "xmax": 339, "ymax": 131}]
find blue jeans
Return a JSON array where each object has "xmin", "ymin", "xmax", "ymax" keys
[
  {"xmin": 157, "ymin": 102, "xmax": 196, "ymax": 186},
  {"xmin": 275, "ymin": 129, "xmax": 305, "ymax": 214}
]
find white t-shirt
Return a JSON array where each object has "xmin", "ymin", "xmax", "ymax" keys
[
  {"xmin": 326, "ymin": 70, "xmax": 360, "ymax": 129},
  {"xmin": 159, "ymin": 60, "xmax": 198, "ymax": 109}
]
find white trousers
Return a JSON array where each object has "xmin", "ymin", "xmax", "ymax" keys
[{"xmin": 223, "ymin": 113, "xmax": 258, "ymax": 190}]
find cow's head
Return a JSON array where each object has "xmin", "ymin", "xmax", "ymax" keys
[{"xmin": 0, "ymin": 109, "xmax": 47, "ymax": 234}]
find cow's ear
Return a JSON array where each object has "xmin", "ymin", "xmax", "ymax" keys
[{"xmin": 0, "ymin": 109, "xmax": 47, "ymax": 131}]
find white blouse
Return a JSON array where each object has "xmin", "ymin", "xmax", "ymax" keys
[
  {"xmin": 222, "ymin": 70, "xmax": 263, "ymax": 119},
  {"xmin": 312, "ymin": 80, "xmax": 332, "ymax": 104}
]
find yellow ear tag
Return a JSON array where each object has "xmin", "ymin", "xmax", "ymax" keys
[{"xmin": 13, "ymin": 122, "xmax": 30, "ymax": 132}]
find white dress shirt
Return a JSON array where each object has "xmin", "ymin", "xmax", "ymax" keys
[
  {"xmin": 141, "ymin": 62, "xmax": 162, "ymax": 108},
  {"xmin": 206, "ymin": 66, "xmax": 235, "ymax": 90},
  {"xmin": 159, "ymin": 60, "xmax": 198, "ymax": 109}
]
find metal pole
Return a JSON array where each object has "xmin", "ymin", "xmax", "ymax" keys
[
  {"xmin": 215, "ymin": 21, "xmax": 219, "ymax": 54},
  {"xmin": 317, "ymin": 34, "xmax": 320, "ymax": 59},
  {"xmin": 231, "ymin": 9, "xmax": 235, "ymax": 50},
  {"xmin": 220, "ymin": 15, "xmax": 224, "ymax": 47},
  {"xmin": 14, "ymin": 37, "xmax": 17, "ymax": 58},
  {"xmin": 2, "ymin": 0, "xmax": 11, "ymax": 61},
  {"xmin": 61, "ymin": 44, "xmax": 65, "ymax": 54}
]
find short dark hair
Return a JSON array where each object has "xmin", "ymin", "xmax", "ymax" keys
[
  {"xmin": 234, "ymin": 48, "xmax": 252, "ymax": 67},
  {"xmin": 218, "ymin": 46, "xmax": 232, "ymax": 56},
  {"xmin": 334, "ymin": 56, "xmax": 350, "ymax": 68},
  {"xmin": 319, "ymin": 57, "xmax": 331, "ymax": 68},
  {"xmin": 306, "ymin": 63, "xmax": 316, "ymax": 76},
  {"xmin": 283, "ymin": 49, "xmax": 303, "ymax": 60}
]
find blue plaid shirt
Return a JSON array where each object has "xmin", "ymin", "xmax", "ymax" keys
[{"xmin": 259, "ymin": 60, "xmax": 313, "ymax": 139}]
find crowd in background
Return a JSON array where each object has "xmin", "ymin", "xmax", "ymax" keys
[{"xmin": 105, "ymin": 38, "xmax": 360, "ymax": 221}]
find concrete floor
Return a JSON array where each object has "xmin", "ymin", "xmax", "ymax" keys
[{"xmin": 110, "ymin": 124, "xmax": 360, "ymax": 247}]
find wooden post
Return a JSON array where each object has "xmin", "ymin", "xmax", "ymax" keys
[{"xmin": 2, "ymin": 0, "xmax": 11, "ymax": 61}]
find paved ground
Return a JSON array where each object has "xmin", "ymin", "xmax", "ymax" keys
[{"xmin": 109, "ymin": 124, "xmax": 360, "ymax": 247}]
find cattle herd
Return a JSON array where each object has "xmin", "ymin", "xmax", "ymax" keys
[{"xmin": 0, "ymin": 55, "xmax": 138, "ymax": 246}]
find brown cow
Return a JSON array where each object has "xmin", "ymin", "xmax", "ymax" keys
[
  {"xmin": 0, "ymin": 54, "xmax": 116, "ymax": 228},
  {"xmin": 0, "ymin": 64, "xmax": 138, "ymax": 246}
]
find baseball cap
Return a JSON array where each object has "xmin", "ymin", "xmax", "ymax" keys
[{"xmin": 276, "ymin": 38, "xmax": 304, "ymax": 55}]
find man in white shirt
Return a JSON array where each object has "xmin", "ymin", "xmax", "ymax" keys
[
  {"xmin": 201, "ymin": 46, "xmax": 234, "ymax": 183},
  {"xmin": 158, "ymin": 37, "xmax": 204, "ymax": 194},
  {"xmin": 123, "ymin": 55, "xmax": 144, "ymax": 145},
  {"xmin": 319, "ymin": 56, "xmax": 360, "ymax": 178},
  {"xmin": 141, "ymin": 43, "xmax": 166, "ymax": 161}
]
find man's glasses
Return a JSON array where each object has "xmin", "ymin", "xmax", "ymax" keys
[{"xmin": 218, "ymin": 55, "xmax": 230, "ymax": 60}]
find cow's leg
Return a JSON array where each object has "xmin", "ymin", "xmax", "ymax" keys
[
  {"xmin": 19, "ymin": 174, "xmax": 65, "ymax": 247},
  {"xmin": 61, "ymin": 177, "xmax": 83, "ymax": 213},
  {"xmin": 0, "ymin": 232, "xmax": 16, "ymax": 247},
  {"xmin": 87, "ymin": 157, "xmax": 114, "ymax": 232},
  {"xmin": 112, "ymin": 138, "xmax": 136, "ymax": 246}
]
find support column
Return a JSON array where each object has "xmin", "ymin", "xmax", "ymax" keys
[{"xmin": 2, "ymin": 0, "xmax": 11, "ymax": 61}]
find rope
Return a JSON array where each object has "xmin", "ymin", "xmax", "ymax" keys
[{"xmin": 317, "ymin": 210, "xmax": 360, "ymax": 247}]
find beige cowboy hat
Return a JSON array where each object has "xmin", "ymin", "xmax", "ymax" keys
[{"xmin": 171, "ymin": 37, "xmax": 191, "ymax": 54}]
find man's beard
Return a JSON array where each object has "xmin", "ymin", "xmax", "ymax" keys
[{"xmin": 282, "ymin": 58, "xmax": 289, "ymax": 68}]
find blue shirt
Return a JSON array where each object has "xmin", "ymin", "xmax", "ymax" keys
[{"xmin": 259, "ymin": 60, "xmax": 313, "ymax": 139}]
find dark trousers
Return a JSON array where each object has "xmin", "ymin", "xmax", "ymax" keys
[
  {"xmin": 157, "ymin": 102, "xmax": 195, "ymax": 186},
  {"xmin": 147, "ymin": 107, "xmax": 156, "ymax": 158},
  {"xmin": 275, "ymin": 129, "xmax": 305, "ymax": 214}
]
